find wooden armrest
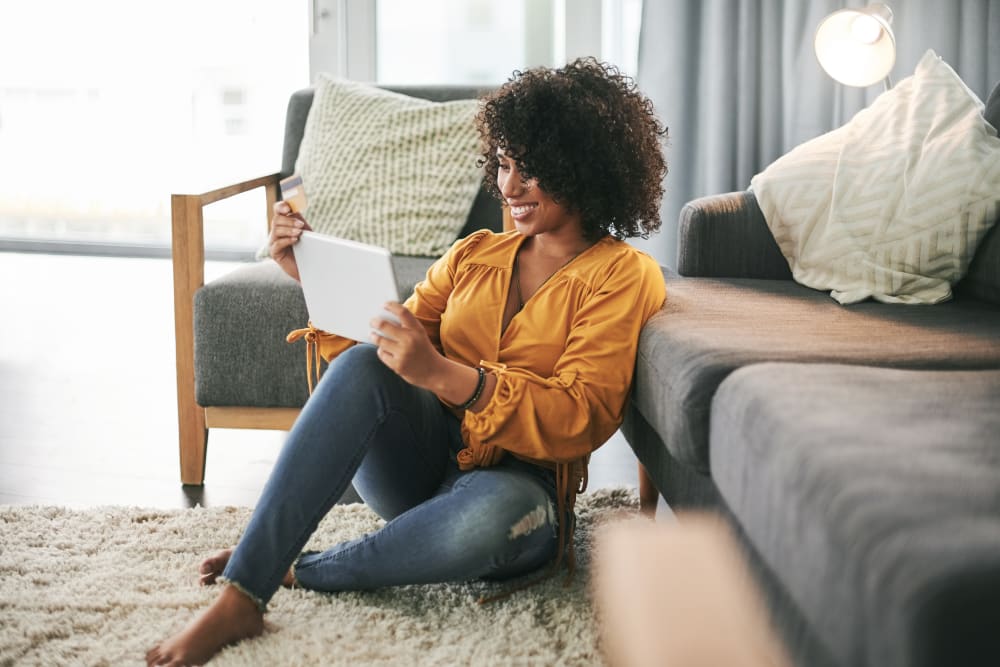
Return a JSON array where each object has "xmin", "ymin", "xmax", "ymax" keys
[
  {"xmin": 172, "ymin": 172, "xmax": 281, "ymax": 208},
  {"xmin": 171, "ymin": 171, "xmax": 281, "ymax": 332},
  {"xmin": 171, "ymin": 171, "xmax": 280, "ymax": 297}
]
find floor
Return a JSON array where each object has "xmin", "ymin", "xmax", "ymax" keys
[{"xmin": 0, "ymin": 251, "xmax": 646, "ymax": 509}]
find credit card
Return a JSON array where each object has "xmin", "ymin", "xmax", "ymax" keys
[{"xmin": 280, "ymin": 174, "xmax": 307, "ymax": 214}]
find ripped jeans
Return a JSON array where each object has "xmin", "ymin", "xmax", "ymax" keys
[{"xmin": 222, "ymin": 344, "xmax": 561, "ymax": 610}]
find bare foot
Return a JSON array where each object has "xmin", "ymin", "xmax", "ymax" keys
[
  {"xmin": 146, "ymin": 585, "xmax": 264, "ymax": 666},
  {"xmin": 199, "ymin": 548, "xmax": 296, "ymax": 588}
]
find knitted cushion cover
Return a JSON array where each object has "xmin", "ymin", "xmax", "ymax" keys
[
  {"xmin": 750, "ymin": 50, "xmax": 1000, "ymax": 305},
  {"xmin": 295, "ymin": 75, "xmax": 483, "ymax": 257}
]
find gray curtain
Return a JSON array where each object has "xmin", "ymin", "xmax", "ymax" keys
[{"xmin": 636, "ymin": 0, "xmax": 1000, "ymax": 268}]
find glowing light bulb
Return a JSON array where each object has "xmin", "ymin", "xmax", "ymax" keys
[
  {"xmin": 850, "ymin": 14, "xmax": 883, "ymax": 44},
  {"xmin": 815, "ymin": 3, "xmax": 896, "ymax": 87}
]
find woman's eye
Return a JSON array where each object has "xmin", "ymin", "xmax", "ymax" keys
[{"xmin": 498, "ymin": 161, "xmax": 510, "ymax": 171}]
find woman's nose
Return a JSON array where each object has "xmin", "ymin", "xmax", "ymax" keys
[
  {"xmin": 501, "ymin": 166, "xmax": 534, "ymax": 199},
  {"xmin": 500, "ymin": 170, "xmax": 522, "ymax": 198}
]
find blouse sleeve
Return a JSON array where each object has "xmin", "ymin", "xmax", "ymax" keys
[
  {"xmin": 460, "ymin": 251, "xmax": 666, "ymax": 465},
  {"xmin": 403, "ymin": 230, "xmax": 490, "ymax": 353}
]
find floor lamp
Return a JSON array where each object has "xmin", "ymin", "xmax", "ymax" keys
[{"xmin": 815, "ymin": 2, "xmax": 896, "ymax": 90}]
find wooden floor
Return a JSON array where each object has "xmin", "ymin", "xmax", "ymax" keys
[{"xmin": 0, "ymin": 251, "xmax": 644, "ymax": 509}]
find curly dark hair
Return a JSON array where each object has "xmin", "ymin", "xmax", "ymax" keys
[{"xmin": 476, "ymin": 57, "xmax": 667, "ymax": 241}]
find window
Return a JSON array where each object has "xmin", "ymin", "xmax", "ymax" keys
[
  {"xmin": 376, "ymin": 0, "xmax": 533, "ymax": 85},
  {"xmin": 319, "ymin": 0, "xmax": 640, "ymax": 86},
  {"xmin": 0, "ymin": 0, "xmax": 309, "ymax": 254},
  {"xmin": 1, "ymin": 0, "xmax": 641, "ymax": 255},
  {"xmin": 603, "ymin": 0, "xmax": 643, "ymax": 77}
]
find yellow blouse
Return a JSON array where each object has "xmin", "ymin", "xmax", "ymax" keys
[{"xmin": 293, "ymin": 229, "xmax": 666, "ymax": 472}]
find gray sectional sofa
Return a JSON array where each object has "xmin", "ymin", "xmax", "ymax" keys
[{"xmin": 623, "ymin": 83, "xmax": 1000, "ymax": 666}]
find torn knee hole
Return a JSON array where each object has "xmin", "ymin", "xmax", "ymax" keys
[{"xmin": 508, "ymin": 505, "xmax": 549, "ymax": 540}]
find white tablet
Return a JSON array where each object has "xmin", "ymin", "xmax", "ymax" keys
[{"xmin": 293, "ymin": 231, "xmax": 401, "ymax": 342}]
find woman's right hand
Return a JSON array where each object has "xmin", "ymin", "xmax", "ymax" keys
[{"xmin": 269, "ymin": 201, "xmax": 312, "ymax": 282}]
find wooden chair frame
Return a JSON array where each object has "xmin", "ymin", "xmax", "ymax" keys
[{"xmin": 171, "ymin": 173, "xmax": 302, "ymax": 486}]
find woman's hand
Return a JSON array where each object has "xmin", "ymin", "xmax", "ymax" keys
[
  {"xmin": 370, "ymin": 303, "xmax": 446, "ymax": 388},
  {"xmin": 269, "ymin": 201, "xmax": 312, "ymax": 282},
  {"xmin": 373, "ymin": 303, "xmax": 496, "ymax": 409}
]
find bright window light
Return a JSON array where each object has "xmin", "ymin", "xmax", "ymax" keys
[
  {"xmin": 376, "ymin": 0, "xmax": 531, "ymax": 85},
  {"xmin": 0, "ymin": 0, "xmax": 309, "ymax": 250}
]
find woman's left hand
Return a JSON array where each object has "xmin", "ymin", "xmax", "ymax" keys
[{"xmin": 370, "ymin": 302, "xmax": 444, "ymax": 388}]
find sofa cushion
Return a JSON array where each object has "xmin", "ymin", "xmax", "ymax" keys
[
  {"xmin": 294, "ymin": 76, "xmax": 483, "ymax": 257},
  {"xmin": 960, "ymin": 224, "xmax": 1000, "ymax": 305},
  {"xmin": 985, "ymin": 80, "xmax": 1000, "ymax": 131},
  {"xmin": 956, "ymin": 79, "xmax": 1000, "ymax": 306},
  {"xmin": 194, "ymin": 257, "xmax": 434, "ymax": 407},
  {"xmin": 710, "ymin": 363, "xmax": 1000, "ymax": 667},
  {"xmin": 750, "ymin": 51, "xmax": 1000, "ymax": 305},
  {"xmin": 280, "ymin": 86, "xmax": 503, "ymax": 239},
  {"xmin": 633, "ymin": 275, "xmax": 1000, "ymax": 472}
]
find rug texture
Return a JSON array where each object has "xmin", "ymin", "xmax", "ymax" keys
[{"xmin": 0, "ymin": 487, "xmax": 638, "ymax": 666}]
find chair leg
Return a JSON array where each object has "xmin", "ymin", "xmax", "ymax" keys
[
  {"xmin": 179, "ymin": 405, "xmax": 208, "ymax": 486},
  {"xmin": 638, "ymin": 461, "xmax": 659, "ymax": 517},
  {"xmin": 172, "ymin": 193, "xmax": 207, "ymax": 486}
]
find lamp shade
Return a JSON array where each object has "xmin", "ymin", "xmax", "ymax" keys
[{"xmin": 815, "ymin": 3, "xmax": 896, "ymax": 87}]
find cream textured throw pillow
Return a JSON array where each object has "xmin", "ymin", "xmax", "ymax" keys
[
  {"xmin": 295, "ymin": 76, "xmax": 483, "ymax": 257},
  {"xmin": 750, "ymin": 50, "xmax": 1000, "ymax": 304}
]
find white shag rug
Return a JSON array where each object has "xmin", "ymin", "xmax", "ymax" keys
[{"xmin": 0, "ymin": 487, "xmax": 638, "ymax": 666}]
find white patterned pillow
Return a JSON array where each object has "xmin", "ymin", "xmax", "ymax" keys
[
  {"xmin": 750, "ymin": 50, "xmax": 1000, "ymax": 304},
  {"xmin": 295, "ymin": 76, "xmax": 483, "ymax": 257}
]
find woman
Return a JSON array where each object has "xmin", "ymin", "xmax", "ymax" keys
[{"xmin": 148, "ymin": 57, "xmax": 667, "ymax": 666}]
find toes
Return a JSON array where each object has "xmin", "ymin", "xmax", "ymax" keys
[
  {"xmin": 198, "ymin": 561, "xmax": 219, "ymax": 586},
  {"xmin": 198, "ymin": 548, "xmax": 234, "ymax": 586},
  {"xmin": 198, "ymin": 559, "xmax": 213, "ymax": 575},
  {"xmin": 145, "ymin": 645, "xmax": 179, "ymax": 667}
]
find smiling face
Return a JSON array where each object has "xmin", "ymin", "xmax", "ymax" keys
[{"xmin": 496, "ymin": 149, "xmax": 583, "ymax": 240}]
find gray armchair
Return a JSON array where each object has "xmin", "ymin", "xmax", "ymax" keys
[{"xmin": 171, "ymin": 86, "xmax": 505, "ymax": 485}]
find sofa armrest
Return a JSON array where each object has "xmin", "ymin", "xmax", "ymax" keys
[{"xmin": 677, "ymin": 191, "xmax": 792, "ymax": 280}]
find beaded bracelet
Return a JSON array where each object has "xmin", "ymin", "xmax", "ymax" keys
[{"xmin": 459, "ymin": 367, "xmax": 487, "ymax": 410}]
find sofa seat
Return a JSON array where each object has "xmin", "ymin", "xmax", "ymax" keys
[
  {"xmin": 194, "ymin": 255, "xmax": 436, "ymax": 407},
  {"xmin": 633, "ymin": 275, "xmax": 1000, "ymax": 473},
  {"xmin": 710, "ymin": 362, "xmax": 1000, "ymax": 667}
]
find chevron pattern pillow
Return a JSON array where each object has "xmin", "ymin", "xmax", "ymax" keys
[
  {"xmin": 750, "ymin": 50, "xmax": 1000, "ymax": 305},
  {"xmin": 295, "ymin": 76, "xmax": 483, "ymax": 257}
]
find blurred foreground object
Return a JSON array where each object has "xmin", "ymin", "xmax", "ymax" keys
[{"xmin": 594, "ymin": 514, "xmax": 791, "ymax": 667}]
